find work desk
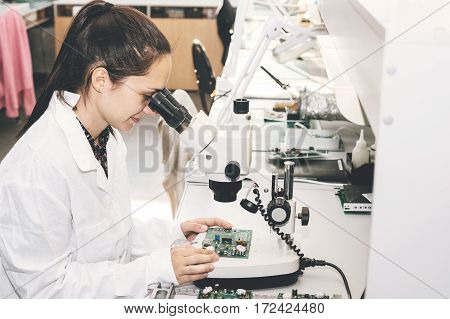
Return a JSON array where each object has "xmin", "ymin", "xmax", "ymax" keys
[
  {"xmin": 175, "ymin": 179, "xmax": 371, "ymax": 299},
  {"xmin": 131, "ymin": 7, "xmax": 373, "ymax": 298},
  {"xmin": 171, "ymin": 11, "xmax": 373, "ymax": 296}
]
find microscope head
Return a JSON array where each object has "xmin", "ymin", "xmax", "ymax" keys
[
  {"xmin": 148, "ymin": 89, "xmax": 251, "ymax": 204},
  {"xmin": 148, "ymin": 88, "xmax": 193, "ymax": 134}
]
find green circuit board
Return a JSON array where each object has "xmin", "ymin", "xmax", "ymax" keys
[
  {"xmin": 202, "ymin": 227, "xmax": 252, "ymax": 259},
  {"xmin": 198, "ymin": 286, "xmax": 253, "ymax": 299},
  {"xmin": 197, "ymin": 286, "xmax": 332, "ymax": 299}
]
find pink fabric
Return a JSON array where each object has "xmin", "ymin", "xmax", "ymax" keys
[{"xmin": 0, "ymin": 9, "xmax": 36, "ymax": 118}]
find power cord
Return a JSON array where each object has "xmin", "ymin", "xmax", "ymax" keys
[
  {"xmin": 253, "ymin": 187, "xmax": 353, "ymax": 299},
  {"xmin": 300, "ymin": 258, "xmax": 353, "ymax": 299}
]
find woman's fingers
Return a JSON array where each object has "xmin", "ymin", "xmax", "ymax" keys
[
  {"xmin": 171, "ymin": 245, "xmax": 220, "ymax": 284},
  {"xmin": 214, "ymin": 217, "xmax": 233, "ymax": 229},
  {"xmin": 181, "ymin": 263, "xmax": 215, "ymax": 276},
  {"xmin": 180, "ymin": 218, "xmax": 233, "ymax": 242},
  {"xmin": 182, "ymin": 221, "xmax": 208, "ymax": 234},
  {"xmin": 177, "ymin": 246, "xmax": 212, "ymax": 257},
  {"xmin": 185, "ymin": 253, "xmax": 219, "ymax": 266},
  {"xmin": 178, "ymin": 273, "xmax": 209, "ymax": 284},
  {"xmin": 192, "ymin": 217, "xmax": 233, "ymax": 229}
]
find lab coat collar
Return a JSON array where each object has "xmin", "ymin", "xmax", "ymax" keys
[{"xmin": 50, "ymin": 91, "xmax": 116, "ymax": 191}]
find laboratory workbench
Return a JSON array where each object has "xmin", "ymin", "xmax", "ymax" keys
[
  {"xmin": 171, "ymin": 11, "xmax": 374, "ymax": 297},
  {"xmin": 136, "ymin": 5, "xmax": 373, "ymax": 299},
  {"xmin": 174, "ymin": 178, "xmax": 371, "ymax": 299}
]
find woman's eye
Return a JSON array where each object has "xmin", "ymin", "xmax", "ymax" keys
[{"xmin": 144, "ymin": 95, "xmax": 152, "ymax": 102}]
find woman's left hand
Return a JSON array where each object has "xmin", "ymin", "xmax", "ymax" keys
[{"xmin": 181, "ymin": 218, "xmax": 233, "ymax": 241}]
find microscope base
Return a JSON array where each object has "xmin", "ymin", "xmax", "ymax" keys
[{"xmin": 194, "ymin": 271, "xmax": 300, "ymax": 290}]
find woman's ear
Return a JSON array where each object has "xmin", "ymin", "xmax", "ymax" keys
[{"xmin": 91, "ymin": 67, "xmax": 111, "ymax": 93}]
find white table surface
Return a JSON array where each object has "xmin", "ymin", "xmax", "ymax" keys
[{"xmin": 175, "ymin": 179, "xmax": 371, "ymax": 299}]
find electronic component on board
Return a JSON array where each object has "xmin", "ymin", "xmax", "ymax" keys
[{"xmin": 202, "ymin": 227, "xmax": 252, "ymax": 259}]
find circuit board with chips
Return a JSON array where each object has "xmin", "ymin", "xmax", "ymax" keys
[
  {"xmin": 202, "ymin": 227, "xmax": 252, "ymax": 259},
  {"xmin": 196, "ymin": 285, "xmax": 332, "ymax": 299},
  {"xmin": 198, "ymin": 285, "xmax": 253, "ymax": 299}
]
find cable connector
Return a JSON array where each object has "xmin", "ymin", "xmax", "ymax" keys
[{"xmin": 300, "ymin": 257, "xmax": 326, "ymax": 270}]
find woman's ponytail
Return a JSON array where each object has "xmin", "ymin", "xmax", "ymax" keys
[{"xmin": 19, "ymin": 0, "xmax": 170, "ymax": 136}]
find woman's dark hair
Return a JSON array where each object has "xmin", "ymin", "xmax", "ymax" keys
[{"xmin": 19, "ymin": 0, "xmax": 171, "ymax": 136}]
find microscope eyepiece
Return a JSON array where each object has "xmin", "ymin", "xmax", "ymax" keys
[{"xmin": 148, "ymin": 88, "xmax": 192, "ymax": 133}]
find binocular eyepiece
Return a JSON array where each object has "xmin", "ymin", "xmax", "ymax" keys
[{"xmin": 148, "ymin": 88, "xmax": 193, "ymax": 134}]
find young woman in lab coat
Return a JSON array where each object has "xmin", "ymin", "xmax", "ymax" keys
[{"xmin": 0, "ymin": 1, "xmax": 232, "ymax": 298}]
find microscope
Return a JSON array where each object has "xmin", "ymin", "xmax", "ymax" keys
[{"xmin": 149, "ymin": 89, "xmax": 310, "ymax": 289}]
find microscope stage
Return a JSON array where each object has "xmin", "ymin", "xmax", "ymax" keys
[{"xmin": 195, "ymin": 230, "xmax": 300, "ymax": 279}]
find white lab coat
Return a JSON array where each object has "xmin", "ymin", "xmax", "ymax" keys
[{"xmin": 0, "ymin": 91, "xmax": 186, "ymax": 298}]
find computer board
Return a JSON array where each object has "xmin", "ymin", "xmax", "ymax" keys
[{"xmin": 202, "ymin": 227, "xmax": 252, "ymax": 259}]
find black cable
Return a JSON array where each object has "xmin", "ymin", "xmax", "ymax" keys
[
  {"xmin": 299, "ymin": 257, "xmax": 352, "ymax": 299},
  {"xmin": 252, "ymin": 187, "xmax": 353, "ymax": 299},
  {"xmin": 324, "ymin": 262, "xmax": 352, "ymax": 299}
]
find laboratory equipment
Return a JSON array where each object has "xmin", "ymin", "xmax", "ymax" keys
[
  {"xmin": 149, "ymin": 90, "xmax": 311, "ymax": 289},
  {"xmin": 149, "ymin": 90, "xmax": 352, "ymax": 299},
  {"xmin": 150, "ymin": 89, "xmax": 251, "ymax": 203},
  {"xmin": 212, "ymin": 17, "xmax": 322, "ymax": 126},
  {"xmin": 351, "ymin": 129, "xmax": 369, "ymax": 169}
]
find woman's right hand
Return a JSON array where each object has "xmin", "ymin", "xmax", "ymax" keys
[{"xmin": 171, "ymin": 245, "xmax": 219, "ymax": 284}]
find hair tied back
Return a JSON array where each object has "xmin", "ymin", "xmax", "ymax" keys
[{"xmin": 103, "ymin": 2, "xmax": 114, "ymax": 12}]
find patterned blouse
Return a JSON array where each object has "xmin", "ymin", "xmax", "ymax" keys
[{"xmin": 77, "ymin": 119, "xmax": 110, "ymax": 178}]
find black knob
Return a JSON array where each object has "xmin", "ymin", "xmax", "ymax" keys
[
  {"xmin": 233, "ymin": 99, "xmax": 249, "ymax": 114},
  {"xmin": 240, "ymin": 199, "xmax": 259, "ymax": 214},
  {"xmin": 224, "ymin": 161, "xmax": 240, "ymax": 181},
  {"xmin": 301, "ymin": 207, "xmax": 310, "ymax": 226}
]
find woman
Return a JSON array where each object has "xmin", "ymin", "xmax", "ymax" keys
[{"xmin": 0, "ymin": 1, "xmax": 231, "ymax": 298}]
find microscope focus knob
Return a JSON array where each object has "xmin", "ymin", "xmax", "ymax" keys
[
  {"xmin": 224, "ymin": 161, "xmax": 240, "ymax": 181},
  {"xmin": 297, "ymin": 207, "xmax": 310, "ymax": 226},
  {"xmin": 240, "ymin": 199, "xmax": 259, "ymax": 214},
  {"xmin": 267, "ymin": 198, "xmax": 291, "ymax": 225}
]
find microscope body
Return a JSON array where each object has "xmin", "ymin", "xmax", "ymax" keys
[
  {"xmin": 162, "ymin": 96, "xmax": 253, "ymax": 203},
  {"xmin": 149, "ymin": 89, "xmax": 305, "ymax": 224}
]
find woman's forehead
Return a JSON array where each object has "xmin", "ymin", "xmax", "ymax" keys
[
  {"xmin": 123, "ymin": 55, "xmax": 171, "ymax": 90},
  {"xmin": 141, "ymin": 55, "xmax": 172, "ymax": 85}
]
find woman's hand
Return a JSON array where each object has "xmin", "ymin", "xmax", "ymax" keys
[
  {"xmin": 180, "ymin": 218, "xmax": 233, "ymax": 241},
  {"xmin": 171, "ymin": 245, "xmax": 219, "ymax": 284}
]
